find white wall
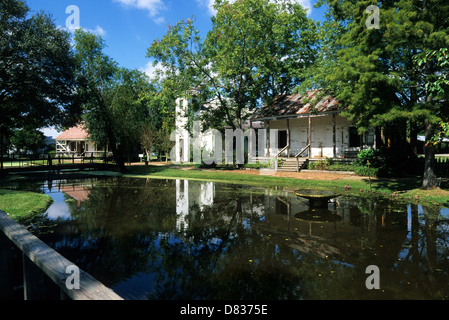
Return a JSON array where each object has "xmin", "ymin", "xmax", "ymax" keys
[
  {"xmin": 174, "ymin": 98, "xmax": 191, "ymax": 163},
  {"xmin": 268, "ymin": 115, "xmax": 354, "ymax": 158}
]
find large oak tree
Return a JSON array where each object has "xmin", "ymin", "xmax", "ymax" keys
[
  {"xmin": 0, "ymin": 0, "xmax": 80, "ymax": 169},
  {"xmin": 74, "ymin": 30, "xmax": 152, "ymax": 172},
  {"xmin": 147, "ymin": 0, "xmax": 318, "ymax": 131}
]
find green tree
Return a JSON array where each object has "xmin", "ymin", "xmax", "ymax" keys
[
  {"xmin": 147, "ymin": 0, "xmax": 317, "ymax": 131},
  {"xmin": 138, "ymin": 76, "xmax": 177, "ymax": 161},
  {"xmin": 307, "ymin": 0, "xmax": 449, "ymax": 189},
  {"xmin": 74, "ymin": 30, "xmax": 151, "ymax": 172},
  {"xmin": 10, "ymin": 127, "xmax": 46, "ymax": 154},
  {"xmin": 0, "ymin": 0, "xmax": 80, "ymax": 170}
]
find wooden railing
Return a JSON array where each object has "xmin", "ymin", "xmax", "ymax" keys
[
  {"xmin": 276, "ymin": 143, "xmax": 289, "ymax": 158},
  {"xmin": 295, "ymin": 144, "xmax": 311, "ymax": 172},
  {"xmin": 1, "ymin": 152, "xmax": 114, "ymax": 169},
  {"xmin": 294, "ymin": 144, "xmax": 311, "ymax": 159},
  {"xmin": 0, "ymin": 210, "xmax": 123, "ymax": 300}
]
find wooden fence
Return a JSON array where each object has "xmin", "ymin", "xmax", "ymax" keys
[
  {"xmin": 435, "ymin": 157, "xmax": 449, "ymax": 174},
  {"xmin": 0, "ymin": 210, "xmax": 123, "ymax": 300},
  {"xmin": 1, "ymin": 152, "xmax": 114, "ymax": 169}
]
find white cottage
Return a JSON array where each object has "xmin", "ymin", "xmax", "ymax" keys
[
  {"xmin": 249, "ymin": 90, "xmax": 377, "ymax": 161},
  {"xmin": 172, "ymin": 90, "xmax": 374, "ymax": 170}
]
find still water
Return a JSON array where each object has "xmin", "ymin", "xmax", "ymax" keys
[{"xmin": 6, "ymin": 177, "xmax": 449, "ymax": 300}]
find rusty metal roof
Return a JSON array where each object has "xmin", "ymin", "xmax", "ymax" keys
[
  {"xmin": 250, "ymin": 89, "xmax": 341, "ymax": 120},
  {"xmin": 55, "ymin": 123, "xmax": 89, "ymax": 141}
]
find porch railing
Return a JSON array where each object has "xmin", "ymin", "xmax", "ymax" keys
[{"xmin": 295, "ymin": 144, "xmax": 311, "ymax": 172}]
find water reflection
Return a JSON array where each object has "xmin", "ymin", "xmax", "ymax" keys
[{"xmin": 6, "ymin": 177, "xmax": 449, "ymax": 300}]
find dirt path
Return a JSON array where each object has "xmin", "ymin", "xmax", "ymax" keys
[
  {"xmin": 228, "ymin": 169, "xmax": 365, "ymax": 181},
  {"xmin": 140, "ymin": 162, "xmax": 367, "ymax": 181}
]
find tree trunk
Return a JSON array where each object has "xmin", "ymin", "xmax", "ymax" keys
[
  {"xmin": 409, "ymin": 120, "xmax": 419, "ymax": 156},
  {"xmin": 0, "ymin": 127, "xmax": 3, "ymax": 172},
  {"xmin": 422, "ymin": 120, "xmax": 437, "ymax": 189}
]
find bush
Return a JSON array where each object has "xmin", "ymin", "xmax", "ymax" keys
[
  {"xmin": 357, "ymin": 148, "xmax": 382, "ymax": 167},
  {"xmin": 355, "ymin": 165, "xmax": 379, "ymax": 177},
  {"xmin": 244, "ymin": 162, "xmax": 270, "ymax": 169},
  {"xmin": 308, "ymin": 158, "xmax": 357, "ymax": 171},
  {"xmin": 308, "ymin": 160, "xmax": 327, "ymax": 170},
  {"xmin": 194, "ymin": 160, "xmax": 218, "ymax": 169}
]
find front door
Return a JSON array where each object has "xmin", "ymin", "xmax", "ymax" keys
[
  {"xmin": 278, "ymin": 130, "xmax": 288, "ymax": 156},
  {"xmin": 278, "ymin": 131, "xmax": 287, "ymax": 148}
]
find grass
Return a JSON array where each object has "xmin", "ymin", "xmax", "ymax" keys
[
  {"xmin": 114, "ymin": 164, "xmax": 449, "ymax": 208},
  {"xmin": 0, "ymin": 189, "xmax": 54, "ymax": 224},
  {"xmin": 2, "ymin": 161, "xmax": 448, "ymax": 221}
]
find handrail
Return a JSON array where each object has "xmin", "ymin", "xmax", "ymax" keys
[
  {"xmin": 277, "ymin": 144, "xmax": 289, "ymax": 157},
  {"xmin": 0, "ymin": 210, "xmax": 123, "ymax": 300},
  {"xmin": 295, "ymin": 144, "xmax": 311, "ymax": 159}
]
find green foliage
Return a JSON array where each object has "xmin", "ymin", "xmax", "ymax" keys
[
  {"xmin": 308, "ymin": 159, "xmax": 357, "ymax": 172},
  {"xmin": 147, "ymin": 0, "xmax": 318, "ymax": 130},
  {"xmin": 355, "ymin": 165, "xmax": 380, "ymax": 178},
  {"xmin": 306, "ymin": 0, "xmax": 449, "ymax": 129},
  {"xmin": 357, "ymin": 148, "xmax": 382, "ymax": 167},
  {"xmin": 0, "ymin": 0, "xmax": 80, "ymax": 138},
  {"xmin": 305, "ymin": 0, "xmax": 449, "ymax": 187},
  {"xmin": 10, "ymin": 127, "xmax": 46, "ymax": 153},
  {"xmin": 74, "ymin": 29, "xmax": 153, "ymax": 171}
]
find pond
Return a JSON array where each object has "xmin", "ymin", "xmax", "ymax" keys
[{"xmin": 3, "ymin": 177, "xmax": 449, "ymax": 300}]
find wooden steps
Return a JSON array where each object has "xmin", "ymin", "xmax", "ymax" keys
[{"xmin": 278, "ymin": 158, "xmax": 309, "ymax": 172}]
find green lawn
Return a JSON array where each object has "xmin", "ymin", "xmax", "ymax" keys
[
  {"xmin": 0, "ymin": 189, "xmax": 54, "ymax": 224},
  {"xmin": 116, "ymin": 165, "xmax": 449, "ymax": 208},
  {"xmin": 1, "ymin": 163, "xmax": 447, "ymax": 228}
]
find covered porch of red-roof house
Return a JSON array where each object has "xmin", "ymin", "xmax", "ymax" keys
[{"xmin": 55, "ymin": 124, "xmax": 111, "ymax": 158}]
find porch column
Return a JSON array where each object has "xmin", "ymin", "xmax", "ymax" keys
[
  {"xmin": 265, "ymin": 121, "xmax": 270, "ymax": 157},
  {"xmin": 286, "ymin": 119, "xmax": 290, "ymax": 158},
  {"xmin": 249, "ymin": 121, "xmax": 254, "ymax": 161},
  {"xmin": 308, "ymin": 116, "xmax": 312, "ymax": 159},
  {"xmin": 333, "ymin": 114, "xmax": 337, "ymax": 158}
]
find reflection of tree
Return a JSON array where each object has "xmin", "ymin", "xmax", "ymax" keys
[
  {"xmin": 41, "ymin": 177, "xmax": 178, "ymax": 287},
  {"xmin": 34, "ymin": 178, "xmax": 449, "ymax": 300},
  {"xmin": 146, "ymin": 190, "xmax": 310, "ymax": 300}
]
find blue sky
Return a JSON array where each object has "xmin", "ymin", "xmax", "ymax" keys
[{"xmin": 25, "ymin": 0, "xmax": 326, "ymax": 137}]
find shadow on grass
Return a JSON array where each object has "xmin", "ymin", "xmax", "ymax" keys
[
  {"xmin": 362, "ymin": 177, "xmax": 423, "ymax": 193},
  {"xmin": 125, "ymin": 165, "xmax": 173, "ymax": 175}
]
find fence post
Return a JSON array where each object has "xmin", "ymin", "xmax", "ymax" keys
[
  {"xmin": 22, "ymin": 253, "xmax": 60, "ymax": 300},
  {"xmin": 0, "ymin": 232, "xmax": 19, "ymax": 299}
]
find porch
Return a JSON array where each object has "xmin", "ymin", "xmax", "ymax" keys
[{"xmin": 249, "ymin": 91, "xmax": 376, "ymax": 172}]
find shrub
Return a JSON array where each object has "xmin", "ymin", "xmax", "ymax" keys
[
  {"xmin": 194, "ymin": 160, "xmax": 217, "ymax": 169},
  {"xmin": 357, "ymin": 148, "xmax": 382, "ymax": 167},
  {"xmin": 355, "ymin": 165, "xmax": 379, "ymax": 177},
  {"xmin": 308, "ymin": 160, "xmax": 327, "ymax": 170}
]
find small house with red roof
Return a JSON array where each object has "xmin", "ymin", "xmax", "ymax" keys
[{"xmin": 55, "ymin": 123, "xmax": 110, "ymax": 157}]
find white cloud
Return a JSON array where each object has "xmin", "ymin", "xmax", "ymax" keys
[
  {"xmin": 113, "ymin": 0, "xmax": 166, "ymax": 22},
  {"xmin": 140, "ymin": 61, "xmax": 167, "ymax": 79},
  {"xmin": 86, "ymin": 25, "xmax": 107, "ymax": 36},
  {"xmin": 153, "ymin": 16, "xmax": 165, "ymax": 24},
  {"xmin": 62, "ymin": 25, "xmax": 107, "ymax": 37},
  {"xmin": 198, "ymin": 0, "xmax": 313, "ymax": 16},
  {"xmin": 196, "ymin": 0, "xmax": 216, "ymax": 16}
]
